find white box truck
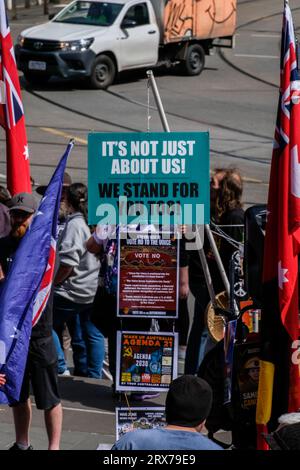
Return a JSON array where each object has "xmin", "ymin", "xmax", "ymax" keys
[{"xmin": 15, "ymin": 0, "xmax": 237, "ymax": 89}]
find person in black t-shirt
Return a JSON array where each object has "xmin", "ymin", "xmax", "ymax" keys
[
  {"xmin": 216, "ymin": 168, "xmax": 244, "ymax": 275},
  {"xmin": 0, "ymin": 192, "xmax": 62, "ymax": 451},
  {"xmin": 185, "ymin": 168, "xmax": 244, "ymax": 375}
]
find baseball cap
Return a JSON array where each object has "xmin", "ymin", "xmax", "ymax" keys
[
  {"xmin": 166, "ymin": 375, "xmax": 213, "ymax": 427},
  {"xmin": 35, "ymin": 172, "xmax": 72, "ymax": 196},
  {"xmin": 9, "ymin": 192, "xmax": 38, "ymax": 214}
]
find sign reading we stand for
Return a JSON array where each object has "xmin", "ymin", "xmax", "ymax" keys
[{"xmin": 88, "ymin": 132, "xmax": 209, "ymax": 226}]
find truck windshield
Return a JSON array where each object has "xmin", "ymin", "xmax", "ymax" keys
[{"xmin": 53, "ymin": 1, "xmax": 124, "ymax": 26}]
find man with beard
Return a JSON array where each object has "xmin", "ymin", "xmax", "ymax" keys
[
  {"xmin": 0, "ymin": 192, "xmax": 63, "ymax": 450},
  {"xmin": 0, "ymin": 192, "xmax": 37, "ymax": 278}
]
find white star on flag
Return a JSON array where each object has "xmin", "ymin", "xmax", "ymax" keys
[
  {"xmin": 10, "ymin": 326, "xmax": 21, "ymax": 340},
  {"xmin": 23, "ymin": 145, "xmax": 29, "ymax": 160},
  {"xmin": 278, "ymin": 261, "xmax": 289, "ymax": 289}
]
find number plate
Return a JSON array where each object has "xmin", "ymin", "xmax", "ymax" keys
[{"xmin": 28, "ymin": 60, "xmax": 46, "ymax": 71}]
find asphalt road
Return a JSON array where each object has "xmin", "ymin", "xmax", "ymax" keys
[{"xmin": 1, "ymin": 0, "xmax": 296, "ymax": 208}]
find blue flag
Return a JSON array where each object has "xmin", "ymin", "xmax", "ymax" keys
[{"xmin": 0, "ymin": 141, "xmax": 74, "ymax": 404}]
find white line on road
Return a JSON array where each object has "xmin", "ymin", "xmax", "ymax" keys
[
  {"xmin": 235, "ymin": 33, "xmax": 280, "ymax": 38},
  {"xmin": 251, "ymin": 33, "xmax": 281, "ymax": 38},
  {"xmin": 32, "ymin": 402, "xmax": 115, "ymax": 416},
  {"xmin": 234, "ymin": 53, "xmax": 279, "ymax": 59}
]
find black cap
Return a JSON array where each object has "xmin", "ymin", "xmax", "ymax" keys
[
  {"xmin": 35, "ymin": 172, "xmax": 72, "ymax": 196},
  {"xmin": 9, "ymin": 192, "xmax": 38, "ymax": 214},
  {"xmin": 166, "ymin": 375, "xmax": 213, "ymax": 427}
]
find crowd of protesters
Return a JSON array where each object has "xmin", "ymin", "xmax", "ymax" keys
[{"xmin": 0, "ymin": 165, "xmax": 245, "ymax": 450}]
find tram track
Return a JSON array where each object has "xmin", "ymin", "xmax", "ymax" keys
[
  {"xmin": 218, "ymin": 4, "xmax": 300, "ymax": 88},
  {"xmin": 18, "ymin": 1, "xmax": 286, "ymax": 180}
]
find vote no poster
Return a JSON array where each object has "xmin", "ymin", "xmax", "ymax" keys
[
  {"xmin": 117, "ymin": 232, "xmax": 178, "ymax": 318},
  {"xmin": 116, "ymin": 407, "xmax": 165, "ymax": 440},
  {"xmin": 116, "ymin": 331, "xmax": 178, "ymax": 392}
]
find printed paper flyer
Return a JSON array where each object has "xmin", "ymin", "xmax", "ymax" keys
[
  {"xmin": 115, "ymin": 407, "xmax": 165, "ymax": 440},
  {"xmin": 116, "ymin": 331, "xmax": 178, "ymax": 392},
  {"xmin": 117, "ymin": 232, "xmax": 178, "ymax": 318}
]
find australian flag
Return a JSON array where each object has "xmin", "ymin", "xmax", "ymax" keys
[{"xmin": 0, "ymin": 141, "xmax": 74, "ymax": 405}]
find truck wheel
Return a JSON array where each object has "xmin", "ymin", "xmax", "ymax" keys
[
  {"xmin": 90, "ymin": 55, "xmax": 116, "ymax": 89},
  {"xmin": 24, "ymin": 72, "xmax": 50, "ymax": 86},
  {"xmin": 182, "ymin": 44, "xmax": 205, "ymax": 76}
]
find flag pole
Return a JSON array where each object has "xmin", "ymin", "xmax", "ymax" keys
[{"xmin": 146, "ymin": 70, "xmax": 230, "ymax": 303}]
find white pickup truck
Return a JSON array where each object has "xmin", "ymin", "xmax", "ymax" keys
[{"xmin": 15, "ymin": 0, "xmax": 236, "ymax": 89}]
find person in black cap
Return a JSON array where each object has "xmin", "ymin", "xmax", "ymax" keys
[
  {"xmin": 0, "ymin": 192, "xmax": 37, "ymax": 278},
  {"xmin": 111, "ymin": 375, "xmax": 222, "ymax": 450},
  {"xmin": 0, "ymin": 192, "xmax": 63, "ymax": 450}
]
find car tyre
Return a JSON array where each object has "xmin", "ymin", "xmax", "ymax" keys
[
  {"xmin": 182, "ymin": 44, "xmax": 205, "ymax": 76},
  {"xmin": 90, "ymin": 55, "xmax": 116, "ymax": 90}
]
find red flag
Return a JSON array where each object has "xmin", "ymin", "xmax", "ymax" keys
[
  {"xmin": 0, "ymin": 0, "xmax": 31, "ymax": 195},
  {"xmin": 256, "ymin": 0, "xmax": 300, "ymax": 448}
]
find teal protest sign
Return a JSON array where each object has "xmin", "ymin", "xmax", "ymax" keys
[{"xmin": 88, "ymin": 132, "xmax": 209, "ymax": 225}]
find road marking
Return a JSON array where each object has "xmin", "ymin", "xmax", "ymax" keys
[
  {"xmin": 244, "ymin": 176, "xmax": 268, "ymax": 185},
  {"xmin": 32, "ymin": 402, "xmax": 114, "ymax": 415},
  {"xmin": 40, "ymin": 127, "xmax": 87, "ymax": 144},
  {"xmin": 234, "ymin": 53, "xmax": 279, "ymax": 59},
  {"xmin": 251, "ymin": 33, "xmax": 281, "ymax": 38},
  {"xmin": 0, "ymin": 173, "xmax": 6, "ymax": 180}
]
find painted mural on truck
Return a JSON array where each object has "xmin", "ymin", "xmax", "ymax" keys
[{"xmin": 164, "ymin": 0, "xmax": 237, "ymax": 42}]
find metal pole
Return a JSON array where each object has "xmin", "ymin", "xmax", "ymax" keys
[
  {"xmin": 146, "ymin": 69, "xmax": 222, "ymax": 307},
  {"xmin": 205, "ymin": 224, "xmax": 230, "ymax": 296},
  {"xmin": 197, "ymin": 228, "xmax": 217, "ymax": 307},
  {"xmin": 146, "ymin": 70, "xmax": 170, "ymax": 132}
]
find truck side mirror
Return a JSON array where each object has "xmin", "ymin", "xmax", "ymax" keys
[
  {"xmin": 121, "ymin": 19, "xmax": 137, "ymax": 29},
  {"xmin": 48, "ymin": 13, "xmax": 56, "ymax": 20}
]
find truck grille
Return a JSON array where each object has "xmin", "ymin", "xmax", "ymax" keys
[{"xmin": 23, "ymin": 38, "xmax": 62, "ymax": 52}]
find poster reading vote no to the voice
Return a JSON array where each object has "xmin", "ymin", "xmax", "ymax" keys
[
  {"xmin": 116, "ymin": 332, "xmax": 178, "ymax": 392},
  {"xmin": 117, "ymin": 232, "xmax": 178, "ymax": 318}
]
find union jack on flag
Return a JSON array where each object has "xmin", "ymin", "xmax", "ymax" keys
[
  {"xmin": 0, "ymin": 0, "xmax": 31, "ymax": 195},
  {"xmin": 32, "ymin": 237, "xmax": 56, "ymax": 327}
]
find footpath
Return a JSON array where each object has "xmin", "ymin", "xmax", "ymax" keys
[{"xmin": 0, "ymin": 374, "xmax": 165, "ymax": 450}]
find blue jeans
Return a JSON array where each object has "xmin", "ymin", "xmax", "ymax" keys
[
  {"xmin": 52, "ymin": 330, "xmax": 67, "ymax": 374},
  {"xmin": 53, "ymin": 294, "xmax": 105, "ymax": 378}
]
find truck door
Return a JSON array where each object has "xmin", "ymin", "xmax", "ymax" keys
[{"xmin": 118, "ymin": 2, "xmax": 159, "ymax": 69}]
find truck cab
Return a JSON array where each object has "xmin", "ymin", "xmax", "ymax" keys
[
  {"xmin": 15, "ymin": 0, "xmax": 236, "ymax": 89},
  {"xmin": 15, "ymin": 0, "xmax": 160, "ymax": 89}
]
